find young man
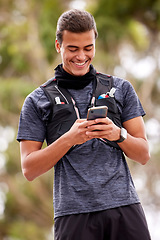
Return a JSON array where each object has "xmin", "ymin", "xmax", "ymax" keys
[{"xmin": 17, "ymin": 9, "xmax": 151, "ymax": 240}]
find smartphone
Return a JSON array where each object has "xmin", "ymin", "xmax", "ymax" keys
[{"xmin": 87, "ymin": 106, "xmax": 108, "ymax": 120}]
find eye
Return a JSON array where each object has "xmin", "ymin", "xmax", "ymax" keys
[
  {"xmin": 68, "ymin": 47, "xmax": 78, "ymax": 52},
  {"xmin": 85, "ymin": 46, "xmax": 93, "ymax": 51},
  {"xmin": 70, "ymin": 49, "xmax": 77, "ymax": 52}
]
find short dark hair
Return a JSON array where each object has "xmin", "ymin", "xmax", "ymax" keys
[{"xmin": 56, "ymin": 9, "xmax": 98, "ymax": 45}]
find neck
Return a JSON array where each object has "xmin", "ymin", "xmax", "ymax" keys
[{"xmin": 54, "ymin": 64, "xmax": 97, "ymax": 89}]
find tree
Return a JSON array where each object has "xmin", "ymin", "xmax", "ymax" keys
[
  {"xmin": 90, "ymin": 1, "xmax": 160, "ymax": 237},
  {"xmin": 0, "ymin": 0, "xmax": 70, "ymax": 239}
]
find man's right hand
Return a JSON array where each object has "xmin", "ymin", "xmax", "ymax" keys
[{"xmin": 66, "ymin": 119, "xmax": 93, "ymax": 145}]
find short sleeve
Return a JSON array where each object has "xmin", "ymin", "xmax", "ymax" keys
[
  {"xmin": 114, "ymin": 78, "xmax": 145, "ymax": 123},
  {"xmin": 17, "ymin": 87, "xmax": 51, "ymax": 142}
]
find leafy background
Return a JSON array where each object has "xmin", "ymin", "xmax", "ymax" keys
[{"xmin": 0, "ymin": 0, "xmax": 160, "ymax": 239}]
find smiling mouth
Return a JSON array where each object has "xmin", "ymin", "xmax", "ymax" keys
[{"xmin": 74, "ymin": 60, "xmax": 88, "ymax": 66}]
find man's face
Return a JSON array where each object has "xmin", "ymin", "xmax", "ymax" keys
[{"xmin": 55, "ymin": 30, "xmax": 96, "ymax": 76}]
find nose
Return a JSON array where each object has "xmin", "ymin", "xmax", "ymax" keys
[{"xmin": 76, "ymin": 50, "xmax": 86, "ymax": 61}]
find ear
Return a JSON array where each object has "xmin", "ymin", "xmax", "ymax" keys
[{"xmin": 55, "ymin": 40, "xmax": 61, "ymax": 53}]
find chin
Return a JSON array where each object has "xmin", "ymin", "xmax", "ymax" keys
[
  {"xmin": 71, "ymin": 67, "xmax": 90, "ymax": 77},
  {"xmin": 73, "ymin": 72, "xmax": 87, "ymax": 77},
  {"xmin": 64, "ymin": 62, "xmax": 91, "ymax": 76}
]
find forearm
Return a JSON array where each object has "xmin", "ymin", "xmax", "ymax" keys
[
  {"xmin": 118, "ymin": 133, "xmax": 150, "ymax": 164},
  {"xmin": 21, "ymin": 133, "xmax": 74, "ymax": 181},
  {"xmin": 21, "ymin": 119, "xmax": 91, "ymax": 181},
  {"xmin": 86, "ymin": 116, "xmax": 150, "ymax": 165}
]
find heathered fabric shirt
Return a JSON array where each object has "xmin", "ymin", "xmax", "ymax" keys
[{"xmin": 17, "ymin": 75, "xmax": 145, "ymax": 219}]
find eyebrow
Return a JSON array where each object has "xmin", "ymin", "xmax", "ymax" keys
[{"xmin": 67, "ymin": 44, "xmax": 94, "ymax": 49}]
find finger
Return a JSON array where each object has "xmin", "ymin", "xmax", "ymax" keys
[
  {"xmin": 94, "ymin": 117, "xmax": 111, "ymax": 125},
  {"xmin": 86, "ymin": 130, "xmax": 110, "ymax": 140},
  {"xmin": 79, "ymin": 119, "xmax": 97, "ymax": 128},
  {"xmin": 87, "ymin": 122, "xmax": 109, "ymax": 132},
  {"xmin": 76, "ymin": 118, "xmax": 86, "ymax": 123}
]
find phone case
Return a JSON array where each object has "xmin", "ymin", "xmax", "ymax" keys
[{"xmin": 87, "ymin": 106, "xmax": 108, "ymax": 120}]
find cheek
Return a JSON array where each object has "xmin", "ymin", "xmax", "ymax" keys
[
  {"xmin": 92, "ymin": 49, "xmax": 95, "ymax": 58},
  {"xmin": 61, "ymin": 51, "xmax": 73, "ymax": 62},
  {"xmin": 87, "ymin": 49, "xmax": 95, "ymax": 60}
]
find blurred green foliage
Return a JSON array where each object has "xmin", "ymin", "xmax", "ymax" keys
[{"xmin": 39, "ymin": 0, "xmax": 63, "ymax": 62}]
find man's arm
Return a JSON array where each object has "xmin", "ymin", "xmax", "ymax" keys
[
  {"xmin": 119, "ymin": 117, "xmax": 150, "ymax": 164},
  {"xmin": 86, "ymin": 116, "xmax": 150, "ymax": 165},
  {"xmin": 20, "ymin": 119, "xmax": 92, "ymax": 181}
]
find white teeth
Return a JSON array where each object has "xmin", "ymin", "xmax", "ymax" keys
[{"xmin": 75, "ymin": 62, "xmax": 85, "ymax": 66}]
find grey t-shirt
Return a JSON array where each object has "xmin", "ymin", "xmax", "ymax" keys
[{"xmin": 17, "ymin": 76, "xmax": 145, "ymax": 219}]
